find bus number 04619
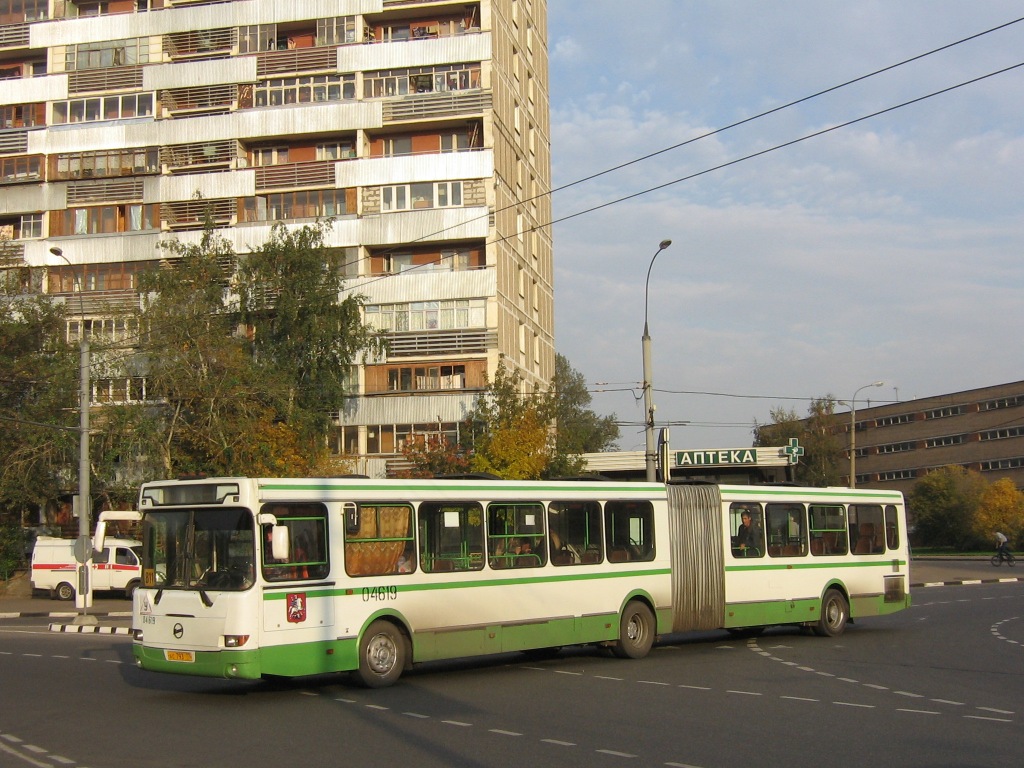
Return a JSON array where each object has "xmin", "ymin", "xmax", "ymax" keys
[{"xmin": 362, "ymin": 586, "xmax": 398, "ymax": 602}]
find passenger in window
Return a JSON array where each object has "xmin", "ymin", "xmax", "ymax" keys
[{"xmin": 734, "ymin": 510, "xmax": 761, "ymax": 555}]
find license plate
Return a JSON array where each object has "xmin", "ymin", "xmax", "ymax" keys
[{"xmin": 164, "ymin": 650, "xmax": 195, "ymax": 663}]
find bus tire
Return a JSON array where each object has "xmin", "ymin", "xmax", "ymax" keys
[
  {"xmin": 613, "ymin": 600, "xmax": 655, "ymax": 659},
  {"xmin": 814, "ymin": 589, "xmax": 849, "ymax": 637},
  {"xmin": 355, "ymin": 620, "xmax": 406, "ymax": 688},
  {"xmin": 55, "ymin": 582, "xmax": 75, "ymax": 601}
]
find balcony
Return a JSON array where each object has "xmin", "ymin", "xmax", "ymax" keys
[
  {"xmin": 256, "ymin": 47, "xmax": 336, "ymax": 78},
  {"xmin": 254, "ymin": 160, "xmax": 335, "ymax": 191},
  {"xmin": 385, "ymin": 329, "xmax": 496, "ymax": 357},
  {"xmin": 0, "ymin": 23, "xmax": 29, "ymax": 50},
  {"xmin": 68, "ymin": 66, "xmax": 144, "ymax": 95},
  {"xmin": 382, "ymin": 90, "xmax": 491, "ymax": 123}
]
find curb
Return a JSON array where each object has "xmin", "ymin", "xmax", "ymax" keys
[
  {"xmin": 47, "ymin": 622, "xmax": 131, "ymax": 635},
  {"xmin": 912, "ymin": 576, "xmax": 1024, "ymax": 588},
  {"xmin": 0, "ymin": 611, "xmax": 131, "ymax": 620}
]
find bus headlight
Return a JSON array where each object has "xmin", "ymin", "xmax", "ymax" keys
[
  {"xmin": 224, "ymin": 635, "xmax": 250, "ymax": 648},
  {"xmin": 132, "ymin": 628, "xmax": 144, "ymax": 642}
]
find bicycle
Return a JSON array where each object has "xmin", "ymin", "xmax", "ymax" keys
[{"xmin": 991, "ymin": 550, "xmax": 1016, "ymax": 567}]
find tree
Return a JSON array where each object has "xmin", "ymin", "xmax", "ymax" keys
[
  {"xmin": 973, "ymin": 478, "xmax": 1024, "ymax": 549},
  {"xmin": 0, "ymin": 279, "xmax": 78, "ymax": 522},
  {"xmin": 237, "ymin": 220, "xmax": 385, "ymax": 439},
  {"xmin": 138, "ymin": 228, "xmax": 307, "ymax": 476},
  {"xmin": 464, "ymin": 361, "xmax": 553, "ymax": 479},
  {"xmin": 907, "ymin": 466, "xmax": 987, "ymax": 550},
  {"xmin": 550, "ymin": 354, "xmax": 620, "ymax": 455},
  {"xmin": 753, "ymin": 397, "xmax": 844, "ymax": 486},
  {"xmin": 397, "ymin": 435, "xmax": 473, "ymax": 478}
]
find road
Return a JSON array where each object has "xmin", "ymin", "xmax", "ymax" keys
[{"xmin": 1, "ymin": 569, "xmax": 1023, "ymax": 767}]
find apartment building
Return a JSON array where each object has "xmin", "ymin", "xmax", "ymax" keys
[
  {"xmin": 0, "ymin": 0, "xmax": 553, "ymax": 477},
  {"xmin": 842, "ymin": 380, "xmax": 1024, "ymax": 494}
]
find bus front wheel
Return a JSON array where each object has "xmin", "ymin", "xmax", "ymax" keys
[
  {"xmin": 814, "ymin": 589, "xmax": 849, "ymax": 637},
  {"xmin": 613, "ymin": 600, "xmax": 655, "ymax": 659},
  {"xmin": 355, "ymin": 620, "xmax": 406, "ymax": 688}
]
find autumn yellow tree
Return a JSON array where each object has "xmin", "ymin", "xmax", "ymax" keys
[
  {"xmin": 973, "ymin": 478, "xmax": 1024, "ymax": 549},
  {"xmin": 472, "ymin": 409, "xmax": 551, "ymax": 480}
]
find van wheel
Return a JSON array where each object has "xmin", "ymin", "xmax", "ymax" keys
[
  {"xmin": 55, "ymin": 582, "xmax": 75, "ymax": 601},
  {"xmin": 814, "ymin": 589, "xmax": 849, "ymax": 637},
  {"xmin": 354, "ymin": 620, "xmax": 406, "ymax": 688},
  {"xmin": 613, "ymin": 600, "xmax": 655, "ymax": 659},
  {"xmin": 124, "ymin": 580, "xmax": 139, "ymax": 600}
]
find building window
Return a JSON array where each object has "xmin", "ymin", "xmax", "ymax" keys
[
  {"xmin": 317, "ymin": 140, "xmax": 355, "ymax": 160},
  {"xmin": 381, "ymin": 181, "xmax": 463, "ymax": 211},
  {"xmin": 65, "ymin": 38, "xmax": 150, "ymax": 71},
  {"xmin": 981, "ymin": 396, "xmax": 1023, "ymax": 411},
  {"xmin": 241, "ymin": 189, "xmax": 354, "ymax": 222},
  {"xmin": 924, "ymin": 435, "xmax": 965, "ymax": 448},
  {"xmin": 253, "ymin": 74, "xmax": 355, "ymax": 106},
  {"xmin": 363, "ymin": 63, "xmax": 481, "ymax": 98},
  {"xmin": 63, "ymin": 203, "xmax": 157, "ymax": 235},
  {"xmin": 54, "ymin": 148, "xmax": 159, "ymax": 180},
  {"xmin": 981, "ymin": 457, "xmax": 1024, "ymax": 471},
  {"xmin": 980, "ymin": 426, "xmax": 1024, "ymax": 441},
  {"xmin": 924, "ymin": 406, "xmax": 963, "ymax": 420},
  {"xmin": 386, "ymin": 365, "xmax": 466, "ymax": 392},
  {"xmin": 316, "ymin": 16, "xmax": 358, "ymax": 46},
  {"xmin": 878, "ymin": 441, "xmax": 915, "ymax": 454},
  {"xmin": 877, "ymin": 414, "xmax": 913, "ymax": 427},
  {"xmin": 52, "ymin": 93, "xmax": 154, "ymax": 124},
  {"xmin": 364, "ymin": 298, "xmax": 486, "ymax": 332}
]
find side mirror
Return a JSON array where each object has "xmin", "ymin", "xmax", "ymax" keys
[{"xmin": 271, "ymin": 525, "xmax": 290, "ymax": 562}]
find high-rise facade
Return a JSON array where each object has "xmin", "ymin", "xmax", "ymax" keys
[{"xmin": 0, "ymin": 0, "xmax": 553, "ymax": 478}]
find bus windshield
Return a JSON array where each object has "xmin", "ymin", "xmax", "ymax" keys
[{"xmin": 141, "ymin": 507, "xmax": 256, "ymax": 591}]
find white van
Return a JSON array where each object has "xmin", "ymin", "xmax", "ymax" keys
[{"xmin": 30, "ymin": 536, "xmax": 143, "ymax": 601}]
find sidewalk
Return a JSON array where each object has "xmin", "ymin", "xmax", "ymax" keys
[{"xmin": 0, "ymin": 571, "xmax": 132, "ymax": 633}]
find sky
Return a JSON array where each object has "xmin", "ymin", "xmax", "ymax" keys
[{"xmin": 546, "ymin": 1, "xmax": 1024, "ymax": 452}]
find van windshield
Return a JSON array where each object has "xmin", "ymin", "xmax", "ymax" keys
[{"xmin": 141, "ymin": 508, "xmax": 255, "ymax": 591}]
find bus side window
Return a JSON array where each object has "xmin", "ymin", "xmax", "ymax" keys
[
  {"xmin": 605, "ymin": 500, "xmax": 655, "ymax": 563},
  {"xmin": 884, "ymin": 505, "xmax": 900, "ymax": 550},
  {"xmin": 487, "ymin": 502, "xmax": 546, "ymax": 569},
  {"xmin": 850, "ymin": 504, "xmax": 885, "ymax": 554},
  {"xmin": 345, "ymin": 504, "xmax": 415, "ymax": 577},
  {"xmin": 766, "ymin": 503, "xmax": 806, "ymax": 557},
  {"xmin": 548, "ymin": 500, "xmax": 603, "ymax": 566},
  {"xmin": 729, "ymin": 503, "xmax": 764, "ymax": 558},
  {"xmin": 261, "ymin": 504, "xmax": 329, "ymax": 582},
  {"xmin": 808, "ymin": 505, "xmax": 847, "ymax": 556},
  {"xmin": 418, "ymin": 501, "xmax": 484, "ymax": 573}
]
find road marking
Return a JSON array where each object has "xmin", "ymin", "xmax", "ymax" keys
[
  {"xmin": 489, "ymin": 729, "xmax": 521, "ymax": 737},
  {"xmin": 897, "ymin": 708, "xmax": 940, "ymax": 716},
  {"xmin": 781, "ymin": 696, "xmax": 819, "ymax": 702},
  {"xmin": 443, "ymin": 720, "xmax": 472, "ymax": 727},
  {"xmin": 835, "ymin": 702, "xmax": 874, "ymax": 708},
  {"xmin": 541, "ymin": 739, "xmax": 576, "ymax": 747},
  {"xmin": 596, "ymin": 748, "xmax": 637, "ymax": 758},
  {"xmin": 403, "ymin": 712, "xmax": 430, "ymax": 719}
]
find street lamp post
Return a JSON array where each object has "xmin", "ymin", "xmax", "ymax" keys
[
  {"xmin": 49, "ymin": 247, "xmax": 94, "ymax": 621},
  {"xmin": 848, "ymin": 380, "xmax": 884, "ymax": 489},
  {"xmin": 642, "ymin": 239, "xmax": 672, "ymax": 483}
]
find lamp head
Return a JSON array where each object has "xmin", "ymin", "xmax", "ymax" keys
[
  {"xmin": 659, "ymin": 239, "xmax": 672, "ymax": 250},
  {"xmin": 49, "ymin": 247, "xmax": 63, "ymax": 257}
]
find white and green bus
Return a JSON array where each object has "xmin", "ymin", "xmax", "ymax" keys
[{"xmin": 115, "ymin": 477, "xmax": 910, "ymax": 687}]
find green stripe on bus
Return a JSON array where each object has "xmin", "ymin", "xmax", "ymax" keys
[
  {"xmin": 725, "ymin": 560, "xmax": 907, "ymax": 573},
  {"xmin": 724, "ymin": 487, "xmax": 902, "ymax": 500},
  {"xmin": 262, "ymin": 567, "xmax": 672, "ymax": 600}
]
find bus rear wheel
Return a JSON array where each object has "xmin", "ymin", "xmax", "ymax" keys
[
  {"xmin": 613, "ymin": 600, "xmax": 655, "ymax": 659},
  {"xmin": 354, "ymin": 620, "xmax": 406, "ymax": 688},
  {"xmin": 814, "ymin": 589, "xmax": 849, "ymax": 637}
]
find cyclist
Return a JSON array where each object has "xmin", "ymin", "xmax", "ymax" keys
[{"xmin": 995, "ymin": 531, "xmax": 1012, "ymax": 562}]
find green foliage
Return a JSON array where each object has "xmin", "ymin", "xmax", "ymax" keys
[
  {"xmin": 753, "ymin": 397, "xmax": 844, "ymax": 486},
  {"xmin": 550, "ymin": 354, "xmax": 620, "ymax": 455},
  {"xmin": 0, "ymin": 287, "xmax": 78, "ymax": 516},
  {"xmin": 0, "ymin": 522, "xmax": 25, "ymax": 579},
  {"xmin": 907, "ymin": 466, "xmax": 988, "ymax": 550},
  {"xmin": 237, "ymin": 221, "xmax": 385, "ymax": 432}
]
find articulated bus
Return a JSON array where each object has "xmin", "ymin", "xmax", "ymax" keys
[{"xmin": 114, "ymin": 477, "xmax": 911, "ymax": 687}]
